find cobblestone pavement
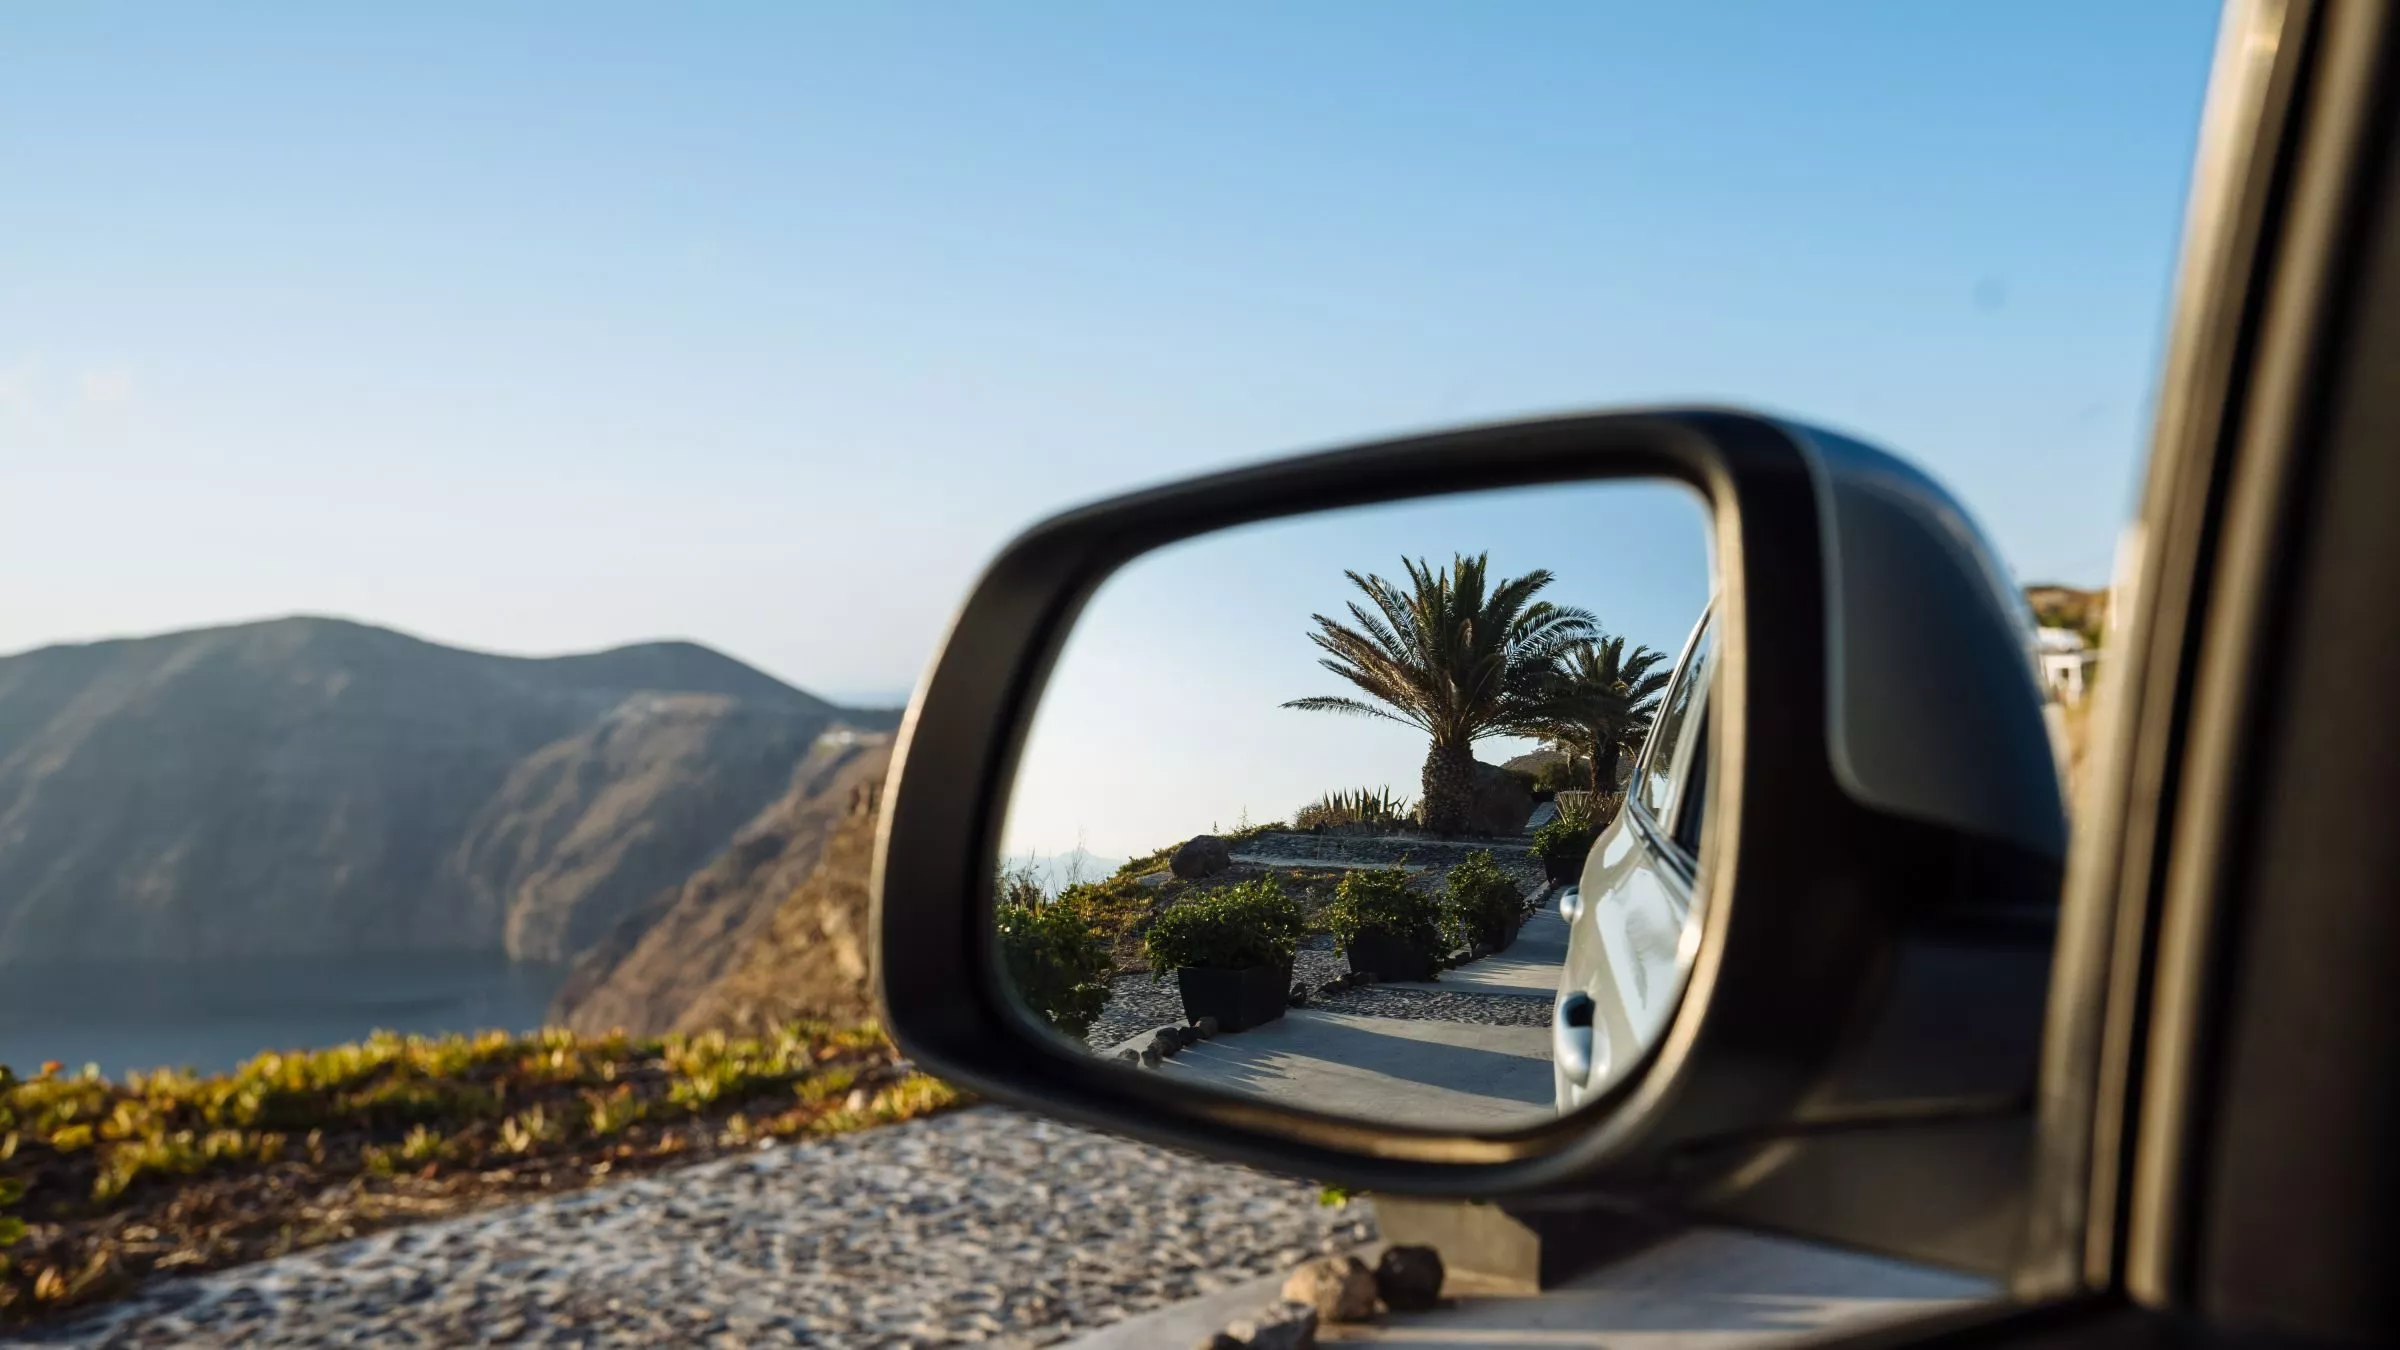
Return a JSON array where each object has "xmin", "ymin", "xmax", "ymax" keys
[{"xmin": 15, "ymin": 1109, "xmax": 1373, "ymax": 1349}]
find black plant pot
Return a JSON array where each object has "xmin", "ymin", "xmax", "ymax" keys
[
  {"xmin": 1175, "ymin": 961, "xmax": 1293, "ymax": 1033},
  {"xmin": 1541, "ymin": 850, "xmax": 1587, "ymax": 885},
  {"xmin": 1343, "ymin": 927, "xmax": 1441, "ymax": 983}
]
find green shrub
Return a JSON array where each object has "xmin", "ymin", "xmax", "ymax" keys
[
  {"xmin": 1053, "ymin": 873, "xmax": 1159, "ymax": 959},
  {"xmin": 1442, "ymin": 850, "xmax": 1526, "ymax": 951},
  {"xmin": 1530, "ymin": 815, "xmax": 1597, "ymax": 873},
  {"xmin": 1293, "ymin": 786, "xmax": 1413, "ymax": 833},
  {"xmin": 1143, "ymin": 877, "xmax": 1305, "ymax": 974},
  {"xmin": 996, "ymin": 900, "xmax": 1116, "ymax": 1037},
  {"xmin": 1320, "ymin": 867, "xmax": 1443, "ymax": 962}
]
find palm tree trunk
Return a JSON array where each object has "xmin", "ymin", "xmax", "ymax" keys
[
  {"xmin": 1595, "ymin": 741, "xmax": 1622, "ymax": 796},
  {"xmin": 1420, "ymin": 740, "xmax": 1477, "ymax": 836}
]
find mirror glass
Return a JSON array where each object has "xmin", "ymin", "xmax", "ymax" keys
[{"xmin": 996, "ymin": 479, "xmax": 1716, "ymax": 1131}]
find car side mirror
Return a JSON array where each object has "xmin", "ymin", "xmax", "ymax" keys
[{"xmin": 873, "ymin": 410, "xmax": 2067, "ymax": 1277}]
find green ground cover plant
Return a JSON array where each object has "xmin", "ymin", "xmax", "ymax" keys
[{"xmin": 0, "ymin": 1023, "xmax": 959, "ymax": 1324}]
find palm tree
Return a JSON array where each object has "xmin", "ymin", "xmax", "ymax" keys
[
  {"xmin": 1284, "ymin": 553, "xmax": 1594, "ymax": 835},
  {"xmin": 1530, "ymin": 634, "xmax": 1672, "ymax": 795}
]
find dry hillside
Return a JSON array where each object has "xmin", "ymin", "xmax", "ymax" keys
[
  {"xmin": 553, "ymin": 735, "xmax": 891, "ymax": 1037},
  {"xmin": 0, "ymin": 617, "xmax": 894, "ymax": 965}
]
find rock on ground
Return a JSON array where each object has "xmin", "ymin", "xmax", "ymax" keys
[
  {"xmin": 19, "ymin": 1109, "xmax": 1372, "ymax": 1349},
  {"xmin": 1169, "ymin": 835, "xmax": 1232, "ymax": 879}
]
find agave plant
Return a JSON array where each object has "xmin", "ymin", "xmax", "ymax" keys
[
  {"xmin": 1293, "ymin": 786, "xmax": 1415, "ymax": 832},
  {"xmin": 1284, "ymin": 553, "xmax": 1593, "ymax": 834}
]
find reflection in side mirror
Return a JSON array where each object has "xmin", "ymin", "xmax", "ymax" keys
[{"xmin": 992, "ymin": 479, "xmax": 1716, "ymax": 1131}]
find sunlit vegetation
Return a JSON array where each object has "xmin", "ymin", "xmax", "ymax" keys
[
  {"xmin": 1144, "ymin": 877, "xmax": 1308, "ymax": 975},
  {"xmin": 997, "ymin": 894, "xmax": 1116, "ymax": 1037},
  {"xmin": 1320, "ymin": 866, "xmax": 1445, "ymax": 966},
  {"xmin": 1441, "ymin": 849, "xmax": 1528, "ymax": 952},
  {"xmin": 1292, "ymin": 786, "xmax": 1414, "ymax": 833},
  {"xmin": 0, "ymin": 1023, "xmax": 960, "ymax": 1323}
]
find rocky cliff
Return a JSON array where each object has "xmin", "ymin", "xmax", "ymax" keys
[
  {"xmin": 0, "ymin": 616, "xmax": 894, "ymax": 965},
  {"xmin": 552, "ymin": 736, "xmax": 891, "ymax": 1037}
]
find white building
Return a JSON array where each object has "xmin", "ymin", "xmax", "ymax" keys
[{"xmin": 2037, "ymin": 626, "xmax": 2099, "ymax": 705}]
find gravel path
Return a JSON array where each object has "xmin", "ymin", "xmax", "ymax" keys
[
  {"xmin": 17, "ymin": 1109, "xmax": 1372, "ymax": 1349},
  {"xmin": 1227, "ymin": 830, "xmax": 1536, "ymax": 872},
  {"xmin": 1311, "ymin": 985, "xmax": 1552, "ymax": 1026},
  {"xmin": 1083, "ymin": 886, "xmax": 1559, "ymax": 1049}
]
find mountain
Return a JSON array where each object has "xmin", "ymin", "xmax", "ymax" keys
[
  {"xmin": 553, "ymin": 734, "xmax": 892, "ymax": 1037},
  {"xmin": 0, "ymin": 616, "xmax": 896, "ymax": 965}
]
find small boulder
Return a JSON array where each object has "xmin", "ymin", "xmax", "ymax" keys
[
  {"xmin": 1464, "ymin": 761, "xmax": 1536, "ymax": 837},
  {"xmin": 1171, "ymin": 835, "xmax": 1234, "ymax": 879},
  {"xmin": 1192, "ymin": 1015, "xmax": 1221, "ymax": 1038},
  {"xmin": 1281, "ymin": 1254, "xmax": 1378, "ymax": 1323},
  {"xmin": 1115, "ymin": 1049, "xmax": 1139, "ymax": 1065},
  {"xmin": 1222, "ymin": 1300, "xmax": 1320, "ymax": 1350},
  {"xmin": 1374, "ymin": 1244, "xmax": 1445, "ymax": 1312},
  {"xmin": 1151, "ymin": 1029, "xmax": 1184, "ymax": 1056},
  {"xmin": 1140, "ymin": 1045, "xmax": 1162, "ymax": 1069},
  {"xmin": 1316, "ymin": 979, "xmax": 1343, "ymax": 996},
  {"xmin": 1288, "ymin": 984, "xmax": 1310, "ymax": 1007}
]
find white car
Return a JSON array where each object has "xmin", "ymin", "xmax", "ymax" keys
[{"xmin": 1554, "ymin": 604, "xmax": 1715, "ymax": 1114}]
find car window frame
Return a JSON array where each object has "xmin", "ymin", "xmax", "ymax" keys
[{"xmin": 1627, "ymin": 607, "xmax": 1716, "ymax": 870}]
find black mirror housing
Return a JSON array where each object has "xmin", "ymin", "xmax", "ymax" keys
[{"xmin": 873, "ymin": 409, "xmax": 2065, "ymax": 1276}]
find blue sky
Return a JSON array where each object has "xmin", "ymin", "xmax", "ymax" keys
[{"xmin": 2, "ymin": 4, "xmax": 2217, "ymax": 705}]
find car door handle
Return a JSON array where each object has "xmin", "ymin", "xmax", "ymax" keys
[
  {"xmin": 1557, "ymin": 885, "xmax": 1582, "ymax": 923},
  {"xmin": 1555, "ymin": 992, "xmax": 1597, "ymax": 1084}
]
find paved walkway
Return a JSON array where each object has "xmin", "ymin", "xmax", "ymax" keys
[
  {"xmin": 1145, "ymin": 1009, "xmax": 1553, "ymax": 1128},
  {"xmin": 1391, "ymin": 906, "xmax": 1570, "ymax": 1001}
]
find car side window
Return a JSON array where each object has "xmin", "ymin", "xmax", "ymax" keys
[
  {"xmin": 1637, "ymin": 615, "xmax": 1715, "ymax": 824},
  {"xmin": 1672, "ymin": 709, "xmax": 1711, "ymax": 857}
]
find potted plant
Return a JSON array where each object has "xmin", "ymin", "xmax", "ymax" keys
[
  {"xmin": 1530, "ymin": 801, "xmax": 1598, "ymax": 885},
  {"xmin": 1322, "ymin": 866, "xmax": 1445, "ymax": 983},
  {"xmin": 1143, "ymin": 877, "xmax": 1305, "ymax": 1032},
  {"xmin": 1441, "ymin": 849, "xmax": 1527, "ymax": 954}
]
